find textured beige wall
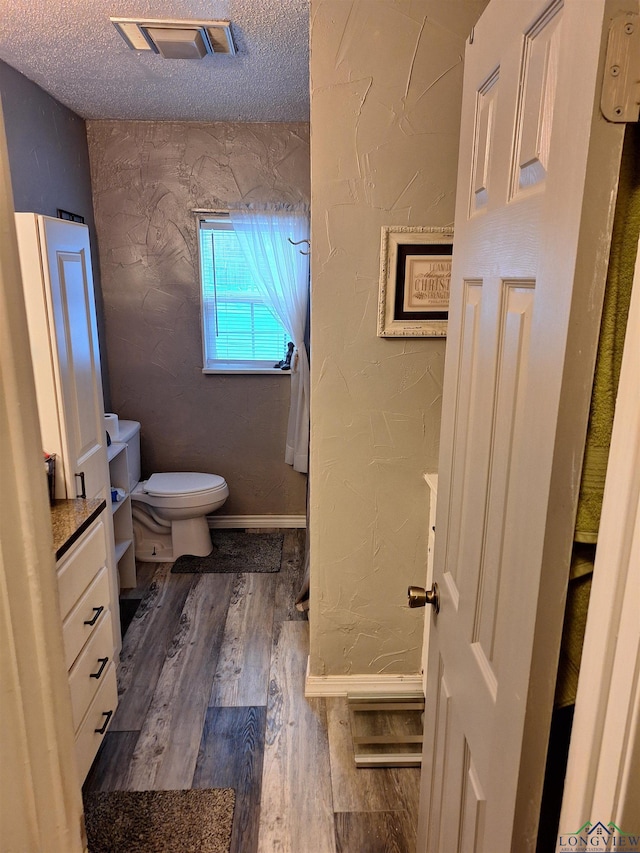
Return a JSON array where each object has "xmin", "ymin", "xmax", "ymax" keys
[
  {"xmin": 309, "ymin": 1, "xmax": 487, "ymax": 676},
  {"xmin": 87, "ymin": 121, "xmax": 309, "ymax": 516}
]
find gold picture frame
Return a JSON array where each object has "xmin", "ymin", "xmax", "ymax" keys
[{"xmin": 377, "ymin": 226, "xmax": 453, "ymax": 337}]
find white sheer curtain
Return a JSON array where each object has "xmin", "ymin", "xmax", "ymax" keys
[{"xmin": 229, "ymin": 206, "xmax": 310, "ymax": 473}]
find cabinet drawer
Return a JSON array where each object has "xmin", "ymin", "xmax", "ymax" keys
[
  {"xmin": 68, "ymin": 609, "xmax": 114, "ymax": 731},
  {"xmin": 62, "ymin": 566, "xmax": 111, "ymax": 670},
  {"xmin": 74, "ymin": 662, "xmax": 118, "ymax": 783},
  {"xmin": 57, "ymin": 520, "xmax": 107, "ymax": 620}
]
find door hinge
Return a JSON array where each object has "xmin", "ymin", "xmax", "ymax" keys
[{"xmin": 601, "ymin": 13, "xmax": 640, "ymax": 122}]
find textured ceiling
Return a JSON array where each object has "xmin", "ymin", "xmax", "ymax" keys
[{"xmin": 0, "ymin": 0, "xmax": 309, "ymax": 122}]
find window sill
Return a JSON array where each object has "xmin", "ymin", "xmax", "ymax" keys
[{"xmin": 202, "ymin": 367, "xmax": 291, "ymax": 375}]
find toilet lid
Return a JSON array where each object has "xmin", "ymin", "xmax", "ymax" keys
[{"xmin": 144, "ymin": 472, "xmax": 227, "ymax": 497}]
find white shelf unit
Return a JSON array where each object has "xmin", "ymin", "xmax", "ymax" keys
[{"xmin": 107, "ymin": 442, "xmax": 136, "ymax": 589}]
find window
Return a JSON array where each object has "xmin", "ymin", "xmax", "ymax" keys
[{"xmin": 198, "ymin": 217, "xmax": 290, "ymax": 372}]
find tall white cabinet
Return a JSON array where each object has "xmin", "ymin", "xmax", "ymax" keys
[{"xmin": 15, "ymin": 213, "xmax": 121, "ymax": 657}]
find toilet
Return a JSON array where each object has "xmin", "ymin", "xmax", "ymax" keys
[{"xmin": 118, "ymin": 420, "xmax": 229, "ymax": 562}]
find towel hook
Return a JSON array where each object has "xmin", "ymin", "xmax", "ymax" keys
[{"xmin": 288, "ymin": 237, "xmax": 310, "ymax": 255}]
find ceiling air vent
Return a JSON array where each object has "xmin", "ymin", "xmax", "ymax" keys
[{"xmin": 111, "ymin": 18, "xmax": 236, "ymax": 58}]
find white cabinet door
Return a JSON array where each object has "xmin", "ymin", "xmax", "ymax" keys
[
  {"xmin": 16, "ymin": 214, "xmax": 109, "ymax": 502},
  {"xmin": 417, "ymin": 1, "xmax": 628, "ymax": 849},
  {"xmin": 40, "ymin": 217, "xmax": 108, "ymax": 502}
]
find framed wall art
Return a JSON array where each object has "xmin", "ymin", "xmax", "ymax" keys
[{"xmin": 377, "ymin": 226, "xmax": 453, "ymax": 337}]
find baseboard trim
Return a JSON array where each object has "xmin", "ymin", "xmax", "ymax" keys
[
  {"xmin": 305, "ymin": 658, "xmax": 423, "ymax": 697},
  {"xmin": 208, "ymin": 514, "xmax": 307, "ymax": 529}
]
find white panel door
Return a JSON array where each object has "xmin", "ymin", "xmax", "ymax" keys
[
  {"xmin": 40, "ymin": 217, "xmax": 108, "ymax": 502},
  {"xmin": 417, "ymin": 1, "xmax": 628, "ymax": 849}
]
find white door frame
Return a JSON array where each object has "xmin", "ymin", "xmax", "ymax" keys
[
  {"xmin": 0, "ymin": 108, "xmax": 85, "ymax": 848},
  {"xmin": 560, "ymin": 231, "xmax": 640, "ymax": 834}
]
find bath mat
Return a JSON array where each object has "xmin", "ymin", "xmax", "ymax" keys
[
  {"xmin": 171, "ymin": 531, "xmax": 283, "ymax": 574},
  {"xmin": 83, "ymin": 788, "xmax": 235, "ymax": 853}
]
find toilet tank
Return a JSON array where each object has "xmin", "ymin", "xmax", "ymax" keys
[{"xmin": 117, "ymin": 420, "xmax": 141, "ymax": 492}]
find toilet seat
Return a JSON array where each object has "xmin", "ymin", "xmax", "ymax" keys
[
  {"xmin": 131, "ymin": 470, "xmax": 229, "ymax": 560},
  {"xmin": 113, "ymin": 416, "xmax": 229, "ymax": 561},
  {"xmin": 144, "ymin": 472, "xmax": 227, "ymax": 497}
]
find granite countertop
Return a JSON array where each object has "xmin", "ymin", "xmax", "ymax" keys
[{"xmin": 51, "ymin": 498, "xmax": 106, "ymax": 561}]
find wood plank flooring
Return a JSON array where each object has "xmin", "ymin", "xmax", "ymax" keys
[
  {"xmin": 84, "ymin": 529, "xmax": 420, "ymax": 853},
  {"xmin": 259, "ymin": 620, "xmax": 336, "ymax": 852},
  {"xmin": 194, "ymin": 706, "xmax": 266, "ymax": 853}
]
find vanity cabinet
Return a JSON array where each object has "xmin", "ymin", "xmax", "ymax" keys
[{"xmin": 55, "ymin": 508, "xmax": 118, "ymax": 782}]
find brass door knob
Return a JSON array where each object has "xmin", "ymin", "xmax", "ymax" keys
[{"xmin": 408, "ymin": 582, "xmax": 440, "ymax": 614}]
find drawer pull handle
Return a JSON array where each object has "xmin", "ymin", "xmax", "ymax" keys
[
  {"xmin": 94, "ymin": 710, "xmax": 113, "ymax": 735},
  {"xmin": 75, "ymin": 471, "xmax": 86, "ymax": 499},
  {"xmin": 90, "ymin": 657, "xmax": 109, "ymax": 679},
  {"xmin": 84, "ymin": 606, "xmax": 104, "ymax": 626}
]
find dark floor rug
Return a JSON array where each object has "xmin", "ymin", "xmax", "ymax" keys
[
  {"xmin": 83, "ymin": 789, "xmax": 235, "ymax": 853},
  {"xmin": 171, "ymin": 530, "xmax": 283, "ymax": 574}
]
